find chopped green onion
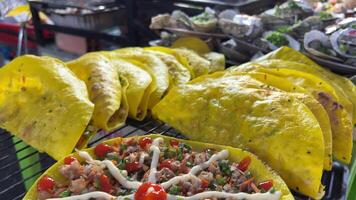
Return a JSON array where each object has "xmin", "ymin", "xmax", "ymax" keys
[
  {"xmin": 169, "ymin": 185, "xmax": 181, "ymax": 195},
  {"xmin": 59, "ymin": 190, "xmax": 71, "ymax": 197},
  {"xmin": 216, "ymin": 177, "xmax": 227, "ymax": 185}
]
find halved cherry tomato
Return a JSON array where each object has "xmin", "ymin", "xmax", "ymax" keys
[
  {"xmin": 64, "ymin": 156, "xmax": 78, "ymax": 165},
  {"xmin": 94, "ymin": 143, "xmax": 113, "ymax": 158},
  {"xmin": 139, "ymin": 137, "xmax": 152, "ymax": 149},
  {"xmin": 159, "ymin": 160, "xmax": 173, "ymax": 170},
  {"xmin": 125, "ymin": 162, "xmax": 141, "ymax": 173},
  {"xmin": 37, "ymin": 175, "xmax": 55, "ymax": 192},
  {"xmin": 259, "ymin": 180, "xmax": 273, "ymax": 191},
  {"xmin": 237, "ymin": 156, "xmax": 251, "ymax": 172},
  {"xmin": 200, "ymin": 178, "xmax": 210, "ymax": 188},
  {"xmin": 134, "ymin": 182, "xmax": 167, "ymax": 200},
  {"xmin": 170, "ymin": 139, "xmax": 179, "ymax": 147},
  {"xmin": 99, "ymin": 174, "xmax": 113, "ymax": 194}
]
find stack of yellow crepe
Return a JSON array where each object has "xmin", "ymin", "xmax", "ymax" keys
[
  {"xmin": 153, "ymin": 47, "xmax": 356, "ymax": 199},
  {"xmin": 0, "ymin": 46, "xmax": 225, "ymax": 159}
]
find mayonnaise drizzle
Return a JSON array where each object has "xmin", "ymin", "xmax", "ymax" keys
[
  {"xmin": 167, "ymin": 191, "xmax": 282, "ymax": 200},
  {"xmin": 161, "ymin": 149, "xmax": 229, "ymax": 189},
  {"xmin": 148, "ymin": 137, "xmax": 163, "ymax": 183},
  {"xmin": 48, "ymin": 138, "xmax": 281, "ymax": 200},
  {"xmin": 78, "ymin": 150, "xmax": 141, "ymax": 189},
  {"xmin": 161, "ymin": 174, "xmax": 200, "ymax": 189},
  {"xmin": 102, "ymin": 160, "xmax": 141, "ymax": 189},
  {"xmin": 189, "ymin": 150, "xmax": 229, "ymax": 175},
  {"xmin": 47, "ymin": 191, "xmax": 116, "ymax": 200}
]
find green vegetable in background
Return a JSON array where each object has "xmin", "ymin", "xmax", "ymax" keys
[{"xmin": 266, "ymin": 32, "xmax": 289, "ymax": 47}]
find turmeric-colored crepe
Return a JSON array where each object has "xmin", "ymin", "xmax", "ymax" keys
[
  {"xmin": 114, "ymin": 48, "xmax": 169, "ymax": 108},
  {"xmin": 153, "ymin": 72, "xmax": 325, "ymax": 198},
  {"xmin": 257, "ymin": 46, "xmax": 356, "ymax": 125},
  {"xmin": 109, "ymin": 56, "xmax": 153, "ymax": 120},
  {"xmin": 144, "ymin": 50, "xmax": 191, "ymax": 86},
  {"xmin": 0, "ymin": 55, "xmax": 94, "ymax": 160},
  {"xmin": 230, "ymin": 61, "xmax": 353, "ymax": 163},
  {"xmin": 24, "ymin": 134, "xmax": 294, "ymax": 200},
  {"xmin": 173, "ymin": 48, "xmax": 210, "ymax": 77},
  {"xmin": 145, "ymin": 46, "xmax": 195, "ymax": 77},
  {"xmin": 67, "ymin": 53, "xmax": 128, "ymax": 131},
  {"xmin": 228, "ymin": 71, "xmax": 333, "ymax": 170},
  {"xmin": 203, "ymin": 52, "xmax": 225, "ymax": 73}
]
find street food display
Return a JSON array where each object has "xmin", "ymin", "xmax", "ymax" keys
[{"xmin": 0, "ymin": 1, "xmax": 356, "ymax": 199}]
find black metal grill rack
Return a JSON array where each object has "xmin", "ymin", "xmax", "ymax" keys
[{"xmin": 0, "ymin": 118, "xmax": 349, "ymax": 200}]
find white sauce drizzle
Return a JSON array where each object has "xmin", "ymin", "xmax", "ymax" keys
[
  {"xmin": 102, "ymin": 160, "xmax": 141, "ymax": 189},
  {"xmin": 148, "ymin": 138, "xmax": 163, "ymax": 183},
  {"xmin": 161, "ymin": 150, "xmax": 229, "ymax": 189},
  {"xmin": 48, "ymin": 138, "xmax": 281, "ymax": 200},
  {"xmin": 139, "ymin": 152, "xmax": 147, "ymax": 165},
  {"xmin": 47, "ymin": 191, "xmax": 116, "ymax": 200},
  {"xmin": 161, "ymin": 174, "xmax": 200, "ymax": 189},
  {"xmin": 189, "ymin": 150, "xmax": 229, "ymax": 175},
  {"xmin": 167, "ymin": 191, "xmax": 282, "ymax": 200}
]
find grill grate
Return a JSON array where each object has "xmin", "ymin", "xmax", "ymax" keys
[{"xmin": 0, "ymin": 119, "xmax": 348, "ymax": 199}]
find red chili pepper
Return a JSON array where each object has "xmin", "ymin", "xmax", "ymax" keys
[
  {"xmin": 37, "ymin": 175, "xmax": 55, "ymax": 192},
  {"xmin": 99, "ymin": 174, "xmax": 113, "ymax": 194},
  {"xmin": 170, "ymin": 139, "xmax": 179, "ymax": 147},
  {"xmin": 63, "ymin": 156, "xmax": 78, "ymax": 165},
  {"xmin": 139, "ymin": 137, "xmax": 152, "ymax": 149},
  {"xmin": 134, "ymin": 182, "xmax": 167, "ymax": 200},
  {"xmin": 259, "ymin": 180, "xmax": 273, "ymax": 191},
  {"xmin": 125, "ymin": 162, "xmax": 141, "ymax": 173},
  {"xmin": 237, "ymin": 156, "xmax": 251, "ymax": 171},
  {"xmin": 94, "ymin": 143, "xmax": 113, "ymax": 158},
  {"xmin": 159, "ymin": 160, "xmax": 173, "ymax": 170}
]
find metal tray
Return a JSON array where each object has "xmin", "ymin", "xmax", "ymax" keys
[{"xmin": 0, "ymin": 118, "xmax": 349, "ymax": 199}]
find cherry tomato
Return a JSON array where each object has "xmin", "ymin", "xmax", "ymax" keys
[
  {"xmin": 237, "ymin": 156, "xmax": 251, "ymax": 172},
  {"xmin": 37, "ymin": 175, "xmax": 55, "ymax": 192},
  {"xmin": 159, "ymin": 160, "xmax": 173, "ymax": 170},
  {"xmin": 139, "ymin": 137, "xmax": 152, "ymax": 149},
  {"xmin": 99, "ymin": 174, "xmax": 113, "ymax": 194},
  {"xmin": 94, "ymin": 143, "xmax": 113, "ymax": 158},
  {"xmin": 259, "ymin": 180, "xmax": 273, "ymax": 191},
  {"xmin": 200, "ymin": 178, "xmax": 210, "ymax": 188},
  {"xmin": 134, "ymin": 182, "xmax": 167, "ymax": 200},
  {"xmin": 170, "ymin": 139, "xmax": 179, "ymax": 147},
  {"xmin": 64, "ymin": 156, "xmax": 78, "ymax": 165},
  {"xmin": 125, "ymin": 162, "xmax": 141, "ymax": 173}
]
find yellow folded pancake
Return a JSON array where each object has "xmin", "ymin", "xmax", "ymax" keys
[
  {"xmin": 153, "ymin": 72, "xmax": 325, "ymax": 198},
  {"xmin": 67, "ymin": 53, "xmax": 128, "ymax": 131},
  {"xmin": 231, "ymin": 61, "xmax": 353, "ymax": 163},
  {"xmin": 173, "ymin": 48, "xmax": 210, "ymax": 77},
  {"xmin": 0, "ymin": 55, "xmax": 94, "ymax": 160},
  {"xmin": 24, "ymin": 134, "xmax": 294, "ymax": 200},
  {"xmin": 203, "ymin": 52, "xmax": 225, "ymax": 73},
  {"xmin": 257, "ymin": 46, "xmax": 356, "ymax": 125},
  {"xmin": 228, "ymin": 71, "xmax": 333, "ymax": 170},
  {"xmin": 144, "ymin": 49, "xmax": 191, "ymax": 86},
  {"xmin": 109, "ymin": 56, "xmax": 153, "ymax": 120},
  {"xmin": 144, "ymin": 46, "xmax": 195, "ymax": 77},
  {"xmin": 114, "ymin": 48, "xmax": 169, "ymax": 109}
]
